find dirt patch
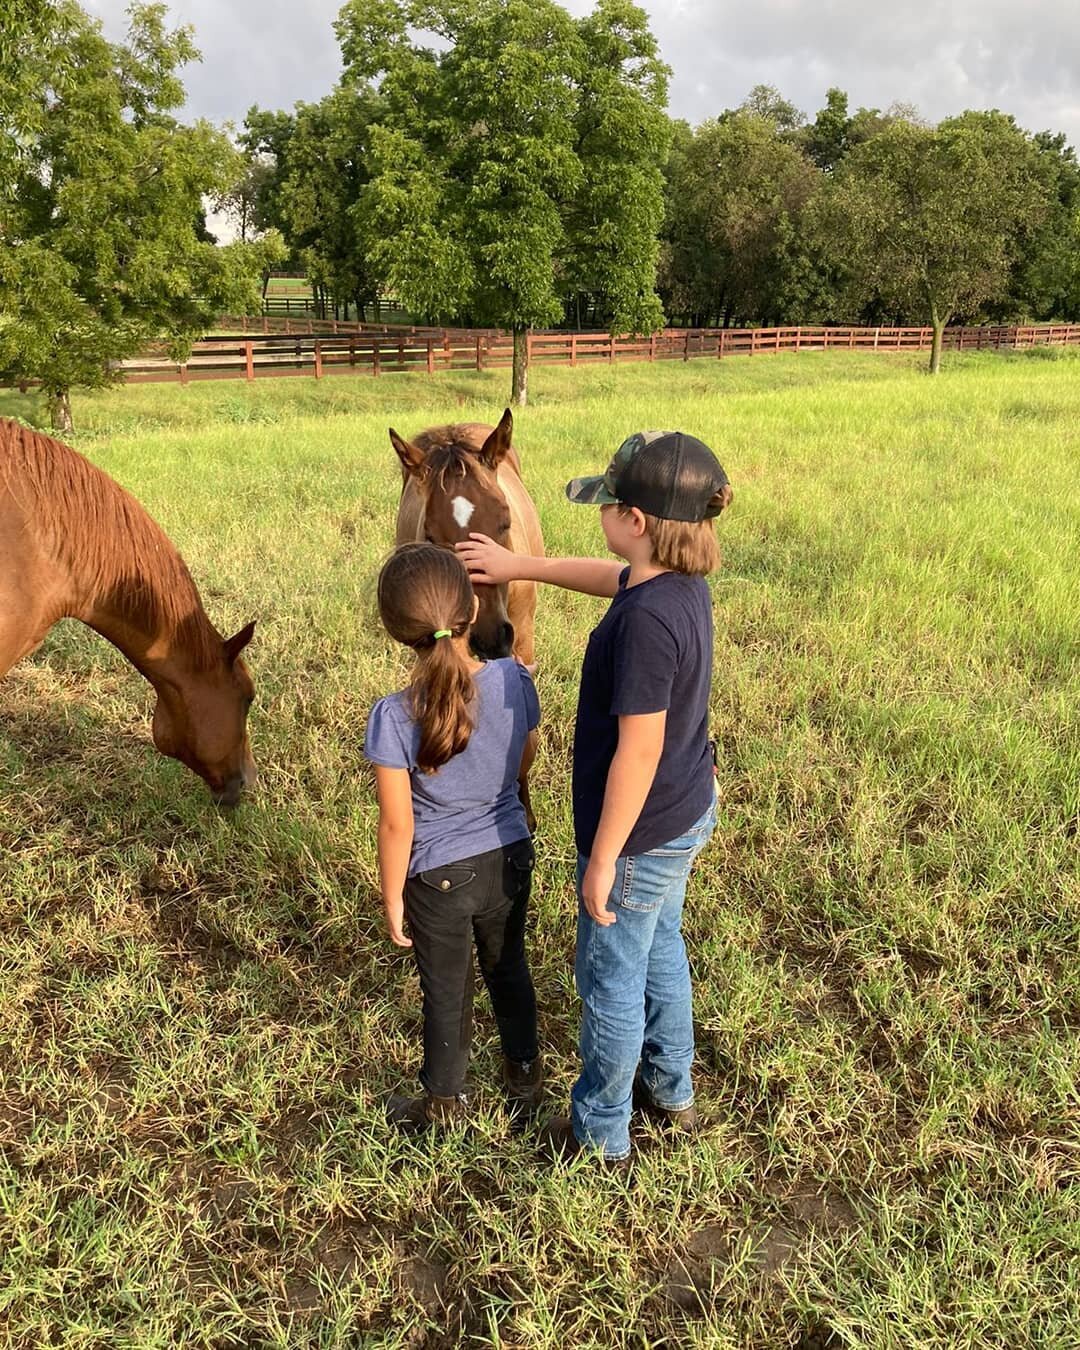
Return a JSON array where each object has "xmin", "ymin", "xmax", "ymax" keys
[{"xmin": 397, "ymin": 1253, "xmax": 451, "ymax": 1314}]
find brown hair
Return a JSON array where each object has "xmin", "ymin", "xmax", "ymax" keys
[
  {"xmin": 618, "ymin": 485, "xmax": 733, "ymax": 576},
  {"xmin": 377, "ymin": 543, "xmax": 477, "ymax": 772}
]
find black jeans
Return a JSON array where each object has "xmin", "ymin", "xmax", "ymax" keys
[{"xmin": 404, "ymin": 837, "xmax": 538, "ymax": 1098}]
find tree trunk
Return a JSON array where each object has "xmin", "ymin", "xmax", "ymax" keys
[
  {"xmin": 50, "ymin": 389, "xmax": 74, "ymax": 436},
  {"xmin": 929, "ymin": 309, "xmax": 947, "ymax": 374},
  {"xmin": 511, "ymin": 325, "xmax": 529, "ymax": 407}
]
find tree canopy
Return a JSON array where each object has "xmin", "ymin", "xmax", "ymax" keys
[
  {"xmin": 819, "ymin": 111, "xmax": 1053, "ymax": 371},
  {"xmin": 0, "ymin": 0, "xmax": 283, "ymax": 429}
]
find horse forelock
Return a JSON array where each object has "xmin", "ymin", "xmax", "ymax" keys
[{"xmin": 1, "ymin": 418, "xmax": 221, "ymax": 670}]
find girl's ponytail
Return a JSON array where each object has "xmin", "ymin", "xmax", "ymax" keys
[{"xmin": 377, "ymin": 544, "xmax": 477, "ymax": 772}]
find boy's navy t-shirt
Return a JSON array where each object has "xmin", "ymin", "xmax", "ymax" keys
[{"xmin": 573, "ymin": 568, "xmax": 714, "ymax": 858}]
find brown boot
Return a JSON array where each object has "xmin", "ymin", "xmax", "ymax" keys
[
  {"xmin": 503, "ymin": 1055, "xmax": 543, "ymax": 1131},
  {"xmin": 632, "ymin": 1075, "xmax": 700, "ymax": 1134},
  {"xmin": 538, "ymin": 1115, "xmax": 631, "ymax": 1173},
  {"xmin": 386, "ymin": 1089, "xmax": 464, "ymax": 1134}
]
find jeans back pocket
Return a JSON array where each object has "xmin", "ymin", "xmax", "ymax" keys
[{"xmin": 417, "ymin": 864, "xmax": 477, "ymax": 895}]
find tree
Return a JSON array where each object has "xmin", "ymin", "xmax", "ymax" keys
[
  {"xmin": 803, "ymin": 88, "xmax": 851, "ymax": 172},
  {"xmin": 336, "ymin": 0, "xmax": 668, "ymax": 405},
  {"xmin": 0, "ymin": 1, "xmax": 283, "ymax": 431},
  {"xmin": 820, "ymin": 112, "xmax": 1052, "ymax": 372},
  {"xmin": 277, "ymin": 88, "xmax": 381, "ymax": 320},
  {"xmin": 659, "ymin": 112, "xmax": 820, "ymax": 326},
  {"xmin": 1002, "ymin": 131, "xmax": 1080, "ymax": 321},
  {"xmin": 212, "ymin": 156, "xmax": 274, "ymax": 243},
  {"xmin": 239, "ymin": 107, "xmax": 298, "ymax": 253},
  {"xmin": 340, "ymin": 0, "xmax": 580, "ymax": 405},
  {"xmin": 562, "ymin": 0, "xmax": 670, "ymax": 335},
  {"xmin": 739, "ymin": 84, "xmax": 805, "ymax": 136}
]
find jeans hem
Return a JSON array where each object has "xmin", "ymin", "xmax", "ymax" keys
[{"xmin": 649, "ymin": 1093, "xmax": 694, "ymax": 1112}]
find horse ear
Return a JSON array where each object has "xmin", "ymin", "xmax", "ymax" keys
[
  {"xmin": 223, "ymin": 621, "xmax": 256, "ymax": 664},
  {"xmin": 479, "ymin": 409, "xmax": 513, "ymax": 468},
  {"xmin": 390, "ymin": 427, "xmax": 426, "ymax": 477}
]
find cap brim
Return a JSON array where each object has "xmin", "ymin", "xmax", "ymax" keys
[{"xmin": 565, "ymin": 474, "xmax": 619, "ymax": 506}]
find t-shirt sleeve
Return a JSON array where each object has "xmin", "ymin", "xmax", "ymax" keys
[
  {"xmin": 363, "ymin": 697, "xmax": 413, "ymax": 769},
  {"xmin": 610, "ymin": 605, "xmax": 679, "ymax": 716},
  {"xmin": 516, "ymin": 661, "xmax": 541, "ymax": 731}
]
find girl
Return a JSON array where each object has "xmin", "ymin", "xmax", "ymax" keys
[{"xmin": 365, "ymin": 543, "xmax": 541, "ymax": 1132}]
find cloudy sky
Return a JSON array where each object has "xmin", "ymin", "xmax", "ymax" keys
[{"xmin": 86, "ymin": 0, "xmax": 1080, "ymax": 236}]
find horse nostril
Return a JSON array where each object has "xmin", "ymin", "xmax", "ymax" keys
[
  {"xmin": 499, "ymin": 621, "xmax": 514, "ymax": 655},
  {"xmin": 212, "ymin": 773, "xmax": 247, "ymax": 809}
]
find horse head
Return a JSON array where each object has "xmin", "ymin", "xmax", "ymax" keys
[
  {"xmin": 390, "ymin": 409, "xmax": 516, "ymax": 660},
  {"xmin": 151, "ymin": 621, "xmax": 257, "ymax": 806}
]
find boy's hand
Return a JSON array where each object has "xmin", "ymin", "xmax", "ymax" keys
[
  {"xmin": 456, "ymin": 533, "xmax": 519, "ymax": 586},
  {"xmin": 384, "ymin": 895, "xmax": 412, "ymax": 947},
  {"xmin": 582, "ymin": 858, "xmax": 617, "ymax": 926}
]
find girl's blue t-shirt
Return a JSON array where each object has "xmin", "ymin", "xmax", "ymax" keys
[{"xmin": 364, "ymin": 658, "xmax": 540, "ymax": 875}]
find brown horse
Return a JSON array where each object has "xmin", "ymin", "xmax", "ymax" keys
[
  {"xmin": 0, "ymin": 418, "xmax": 256, "ymax": 805},
  {"xmin": 390, "ymin": 409, "xmax": 544, "ymax": 663}
]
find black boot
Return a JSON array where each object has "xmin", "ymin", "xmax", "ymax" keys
[
  {"xmin": 503, "ymin": 1055, "xmax": 543, "ymax": 1131},
  {"xmin": 386, "ymin": 1089, "xmax": 464, "ymax": 1134}
]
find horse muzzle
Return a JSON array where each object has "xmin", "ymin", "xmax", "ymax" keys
[{"xmin": 471, "ymin": 620, "xmax": 514, "ymax": 661}]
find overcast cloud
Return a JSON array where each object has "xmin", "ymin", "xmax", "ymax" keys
[{"xmin": 85, "ymin": 0, "xmax": 1080, "ymax": 237}]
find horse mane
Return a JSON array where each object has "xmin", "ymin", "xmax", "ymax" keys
[
  {"xmin": 1, "ymin": 418, "xmax": 220, "ymax": 671},
  {"xmin": 412, "ymin": 425, "xmax": 495, "ymax": 493}
]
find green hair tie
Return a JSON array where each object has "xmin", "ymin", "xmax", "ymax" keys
[{"xmin": 433, "ymin": 630, "xmax": 452, "ymax": 640}]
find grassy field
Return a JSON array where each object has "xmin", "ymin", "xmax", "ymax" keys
[{"xmin": 1, "ymin": 350, "xmax": 1078, "ymax": 1347}]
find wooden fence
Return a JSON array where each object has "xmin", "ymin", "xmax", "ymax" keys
[{"xmin": 7, "ymin": 323, "xmax": 1080, "ymax": 391}]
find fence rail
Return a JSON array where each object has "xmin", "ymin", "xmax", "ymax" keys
[{"xmin": 7, "ymin": 323, "xmax": 1080, "ymax": 392}]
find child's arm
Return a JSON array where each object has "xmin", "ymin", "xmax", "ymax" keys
[
  {"xmin": 581, "ymin": 711, "xmax": 666, "ymax": 926},
  {"xmin": 518, "ymin": 727, "xmax": 538, "ymax": 833},
  {"xmin": 374, "ymin": 765, "xmax": 414, "ymax": 947},
  {"xmin": 457, "ymin": 533, "xmax": 622, "ymax": 597}
]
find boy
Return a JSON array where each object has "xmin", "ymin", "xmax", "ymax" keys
[{"xmin": 457, "ymin": 430, "xmax": 732, "ymax": 1164}]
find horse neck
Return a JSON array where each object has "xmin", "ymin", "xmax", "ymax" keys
[
  {"xmin": 83, "ymin": 591, "xmax": 220, "ymax": 692},
  {"xmin": 60, "ymin": 523, "xmax": 221, "ymax": 691}
]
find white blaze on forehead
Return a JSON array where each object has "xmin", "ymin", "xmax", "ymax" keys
[{"xmin": 451, "ymin": 495, "xmax": 475, "ymax": 530}]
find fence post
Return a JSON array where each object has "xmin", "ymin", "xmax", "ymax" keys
[
  {"xmin": 314, "ymin": 340, "xmax": 323, "ymax": 379},
  {"xmin": 262, "ymin": 314, "xmax": 268, "ymax": 335},
  {"xmin": 571, "ymin": 333, "xmax": 578, "ymax": 366},
  {"xmin": 873, "ymin": 327, "xmax": 880, "ymax": 350},
  {"xmin": 427, "ymin": 338, "xmax": 434, "ymax": 375},
  {"xmin": 245, "ymin": 340, "xmax": 254, "ymax": 381},
  {"xmin": 373, "ymin": 340, "xmax": 381, "ymax": 377},
  {"xmin": 718, "ymin": 330, "xmax": 725, "ymax": 360},
  {"xmin": 609, "ymin": 334, "xmax": 615, "ymax": 364},
  {"xmin": 683, "ymin": 329, "xmax": 690, "ymax": 362},
  {"xmin": 349, "ymin": 338, "xmax": 356, "ymax": 367},
  {"xmin": 649, "ymin": 332, "xmax": 656, "ymax": 362},
  {"xmin": 179, "ymin": 362, "xmax": 189, "ymax": 386},
  {"xmin": 285, "ymin": 317, "xmax": 292, "ymax": 336},
  {"xmin": 444, "ymin": 333, "xmax": 451, "ymax": 368},
  {"xmin": 475, "ymin": 335, "xmax": 483, "ymax": 372}
]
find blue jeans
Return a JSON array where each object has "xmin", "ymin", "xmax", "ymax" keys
[{"xmin": 571, "ymin": 800, "xmax": 717, "ymax": 1160}]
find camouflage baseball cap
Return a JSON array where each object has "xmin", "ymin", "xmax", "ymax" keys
[{"xmin": 565, "ymin": 430, "xmax": 730, "ymax": 523}]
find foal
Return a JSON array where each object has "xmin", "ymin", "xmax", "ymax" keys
[{"xmin": 391, "ymin": 410, "xmax": 544, "ymax": 664}]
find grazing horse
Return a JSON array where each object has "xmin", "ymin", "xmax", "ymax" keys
[
  {"xmin": 0, "ymin": 418, "xmax": 256, "ymax": 805},
  {"xmin": 390, "ymin": 409, "xmax": 544, "ymax": 663}
]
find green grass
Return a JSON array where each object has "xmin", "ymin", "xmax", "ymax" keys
[{"xmin": 1, "ymin": 349, "xmax": 1078, "ymax": 1347}]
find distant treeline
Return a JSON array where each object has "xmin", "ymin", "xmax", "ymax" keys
[{"xmin": 5, "ymin": 0, "xmax": 1079, "ymax": 427}]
